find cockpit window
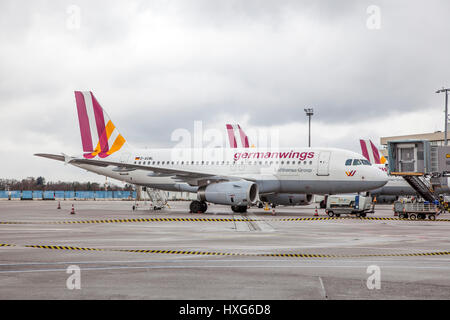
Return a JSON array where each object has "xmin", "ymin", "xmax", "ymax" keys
[
  {"xmin": 353, "ymin": 159, "xmax": 361, "ymax": 166},
  {"xmin": 361, "ymin": 159, "xmax": 371, "ymax": 165},
  {"xmin": 345, "ymin": 159, "xmax": 352, "ymax": 166}
]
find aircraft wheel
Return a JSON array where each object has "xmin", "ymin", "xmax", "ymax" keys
[
  {"xmin": 238, "ymin": 206, "xmax": 247, "ymax": 213},
  {"xmin": 190, "ymin": 200, "xmax": 203, "ymax": 213},
  {"xmin": 232, "ymin": 205, "xmax": 247, "ymax": 213},
  {"xmin": 409, "ymin": 214, "xmax": 417, "ymax": 220},
  {"xmin": 327, "ymin": 211, "xmax": 334, "ymax": 217},
  {"xmin": 201, "ymin": 201, "xmax": 208, "ymax": 213},
  {"xmin": 231, "ymin": 205, "xmax": 240, "ymax": 213}
]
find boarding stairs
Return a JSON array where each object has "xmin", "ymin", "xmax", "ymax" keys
[
  {"xmin": 145, "ymin": 188, "xmax": 168, "ymax": 210},
  {"xmin": 392, "ymin": 172, "xmax": 440, "ymax": 204},
  {"xmin": 403, "ymin": 175, "xmax": 438, "ymax": 203}
]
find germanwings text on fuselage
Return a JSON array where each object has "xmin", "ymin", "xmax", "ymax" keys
[{"xmin": 234, "ymin": 151, "xmax": 314, "ymax": 161}]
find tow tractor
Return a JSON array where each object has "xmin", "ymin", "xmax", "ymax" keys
[{"xmin": 325, "ymin": 194, "xmax": 375, "ymax": 218}]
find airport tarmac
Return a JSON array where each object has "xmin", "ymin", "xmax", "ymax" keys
[{"xmin": 0, "ymin": 200, "xmax": 449, "ymax": 300}]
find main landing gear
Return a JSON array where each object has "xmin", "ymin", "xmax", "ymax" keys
[
  {"xmin": 190, "ymin": 200, "xmax": 208, "ymax": 213},
  {"xmin": 231, "ymin": 205, "xmax": 248, "ymax": 213}
]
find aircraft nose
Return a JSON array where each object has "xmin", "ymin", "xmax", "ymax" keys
[{"xmin": 369, "ymin": 165, "xmax": 388, "ymax": 188}]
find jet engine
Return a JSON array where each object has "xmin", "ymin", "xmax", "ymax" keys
[
  {"xmin": 260, "ymin": 193, "xmax": 313, "ymax": 206},
  {"xmin": 197, "ymin": 181, "xmax": 258, "ymax": 206}
]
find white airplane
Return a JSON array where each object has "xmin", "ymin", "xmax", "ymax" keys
[{"xmin": 35, "ymin": 91, "xmax": 387, "ymax": 213}]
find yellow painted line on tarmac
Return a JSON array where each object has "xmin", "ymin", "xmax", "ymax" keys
[
  {"xmin": 0, "ymin": 216, "xmax": 449, "ymax": 225},
  {"xmin": 0, "ymin": 243, "xmax": 15, "ymax": 247},
  {"xmin": 23, "ymin": 244, "xmax": 106, "ymax": 252},
  {"xmin": 1, "ymin": 242, "xmax": 449, "ymax": 259},
  {"xmin": 0, "ymin": 217, "xmax": 254, "ymax": 225},
  {"xmin": 272, "ymin": 216, "xmax": 450, "ymax": 222},
  {"xmin": 0, "ymin": 222, "xmax": 29, "ymax": 225}
]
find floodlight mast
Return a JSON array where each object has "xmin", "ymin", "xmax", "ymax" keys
[
  {"xmin": 436, "ymin": 88, "xmax": 450, "ymax": 146},
  {"xmin": 304, "ymin": 108, "xmax": 314, "ymax": 147}
]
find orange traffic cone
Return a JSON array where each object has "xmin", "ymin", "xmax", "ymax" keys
[
  {"xmin": 314, "ymin": 206, "xmax": 318, "ymax": 216},
  {"xmin": 57, "ymin": 201, "xmax": 61, "ymax": 209},
  {"xmin": 70, "ymin": 204, "xmax": 75, "ymax": 215}
]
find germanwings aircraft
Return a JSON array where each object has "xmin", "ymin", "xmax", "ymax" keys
[{"xmin": 35, "ymin": 91, "xmax": 387, "ymax": 213}]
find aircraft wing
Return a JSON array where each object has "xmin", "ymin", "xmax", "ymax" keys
[{"xmin": 35, "ymin": 154, "xmax": 247, "ymax": 186}]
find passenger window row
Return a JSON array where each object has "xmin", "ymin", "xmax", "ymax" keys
[{"xmin": 133, "ymin": 160, "xmax": 314, "ymax": 166}]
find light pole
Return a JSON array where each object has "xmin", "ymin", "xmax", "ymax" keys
[
  {"xmin": 304, "ymin": 108, "xmax": 314, "ymax": 148},
  {"xmin": 436, "ymin": 88, "xmax": 450, "ymax": 146}
]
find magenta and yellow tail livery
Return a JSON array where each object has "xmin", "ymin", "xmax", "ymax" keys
[
  {"xmin": 359, "ymin": 139, "xmax": 386, "ymax": 165},
  {"xmin": 74, "ymin": 91, "xmax": 127, "ymax": 159},
  {"xmin": 225, "ymin": 124, "xmax": 251, "ymax": 148}
]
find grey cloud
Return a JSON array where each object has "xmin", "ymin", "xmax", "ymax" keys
[{"xmin": 0, "ymin": 0, "xmax": 449, "ymax": 181}]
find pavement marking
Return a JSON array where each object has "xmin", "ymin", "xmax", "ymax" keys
[
  {"xmin": 0, "ymin": 217, "xmax": 254, "ymax": 225},
  {"xmin": 244, "ymin": 213, "xmax": 275, "ymax": 232},
  {"xmin": 273, "ymin": 216, "xmax": 450, "ymax": 222},
  {"xmin": 2, "ymin": 263, "xmax": 450, "ymax": 275},
  {"xmin": 318, "ymin": 277, "xmax": 328, "ymax": 299},
  {"xmin": 1, "ymin": 216, "xmax": 449, "ymax": 225},
  {"xmin": 1, "ymin": 242, "xmax": 450, "ymax": 259},
  {"xmin": 233, "ymin": 220, "xmax": 252, "ymax": 232},
  {"xmin": 1, "ymin": 257, "xmax": 449, "ymax": 267}
]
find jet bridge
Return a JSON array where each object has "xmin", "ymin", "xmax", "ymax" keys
[{"xmin": 387, "ymin": 140, "xmax": 450, "ymax": 207}]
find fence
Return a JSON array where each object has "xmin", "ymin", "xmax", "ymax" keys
[{"xmin": 0, "ymin": 191, "xmax": 137, "ymax": 200}]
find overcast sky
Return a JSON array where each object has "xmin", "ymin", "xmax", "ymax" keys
[{"xmin": 1, "ymin": 0, "xmax": 449, "ymax": 184}]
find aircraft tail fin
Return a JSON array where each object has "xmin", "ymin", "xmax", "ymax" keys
[
  {"xmin": 74, "ymin": 91, "xmax": 128, "ymax": 159},
  {"xmin": 226, "ymin": 124, "xmax": 252, "ymax": 148},
  {"xmin": 359, "ymin": 139, "xmax": 387, "ymax": 164}
]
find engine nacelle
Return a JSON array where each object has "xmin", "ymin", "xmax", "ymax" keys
[
  {"xmin": 198, "ymin": 181, "xmax": 258, "ymax": 206},
  {"xmin": 260, "ymin": 193, "xmax": 313, "ymax": 206}
]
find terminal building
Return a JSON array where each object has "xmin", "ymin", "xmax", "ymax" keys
[
  {"xmin": 378, "ymin": 131, "xmax": 450, "ymax": 208},
  {"xmin": 380, "ymin": 131, "xmax": 450, "ymax": 158}
]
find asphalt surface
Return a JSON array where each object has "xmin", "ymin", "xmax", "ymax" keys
[{"xmin": 0, "ymin": 200, "xmax": 449, "ymax": 299}]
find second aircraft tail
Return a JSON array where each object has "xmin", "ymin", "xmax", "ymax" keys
[{"xmin": 359, "ymin": 139, "xmax": 386, "ymax": 164}]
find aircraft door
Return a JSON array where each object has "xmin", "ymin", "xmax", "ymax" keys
[{"xmin": 317, "ymin": 151, "xmax": 331, "ymax": 176}]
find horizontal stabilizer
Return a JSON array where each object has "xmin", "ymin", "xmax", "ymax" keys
[{"xmin": 34, "ymin": 153, "xmax": 66, "ymax": 162}]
